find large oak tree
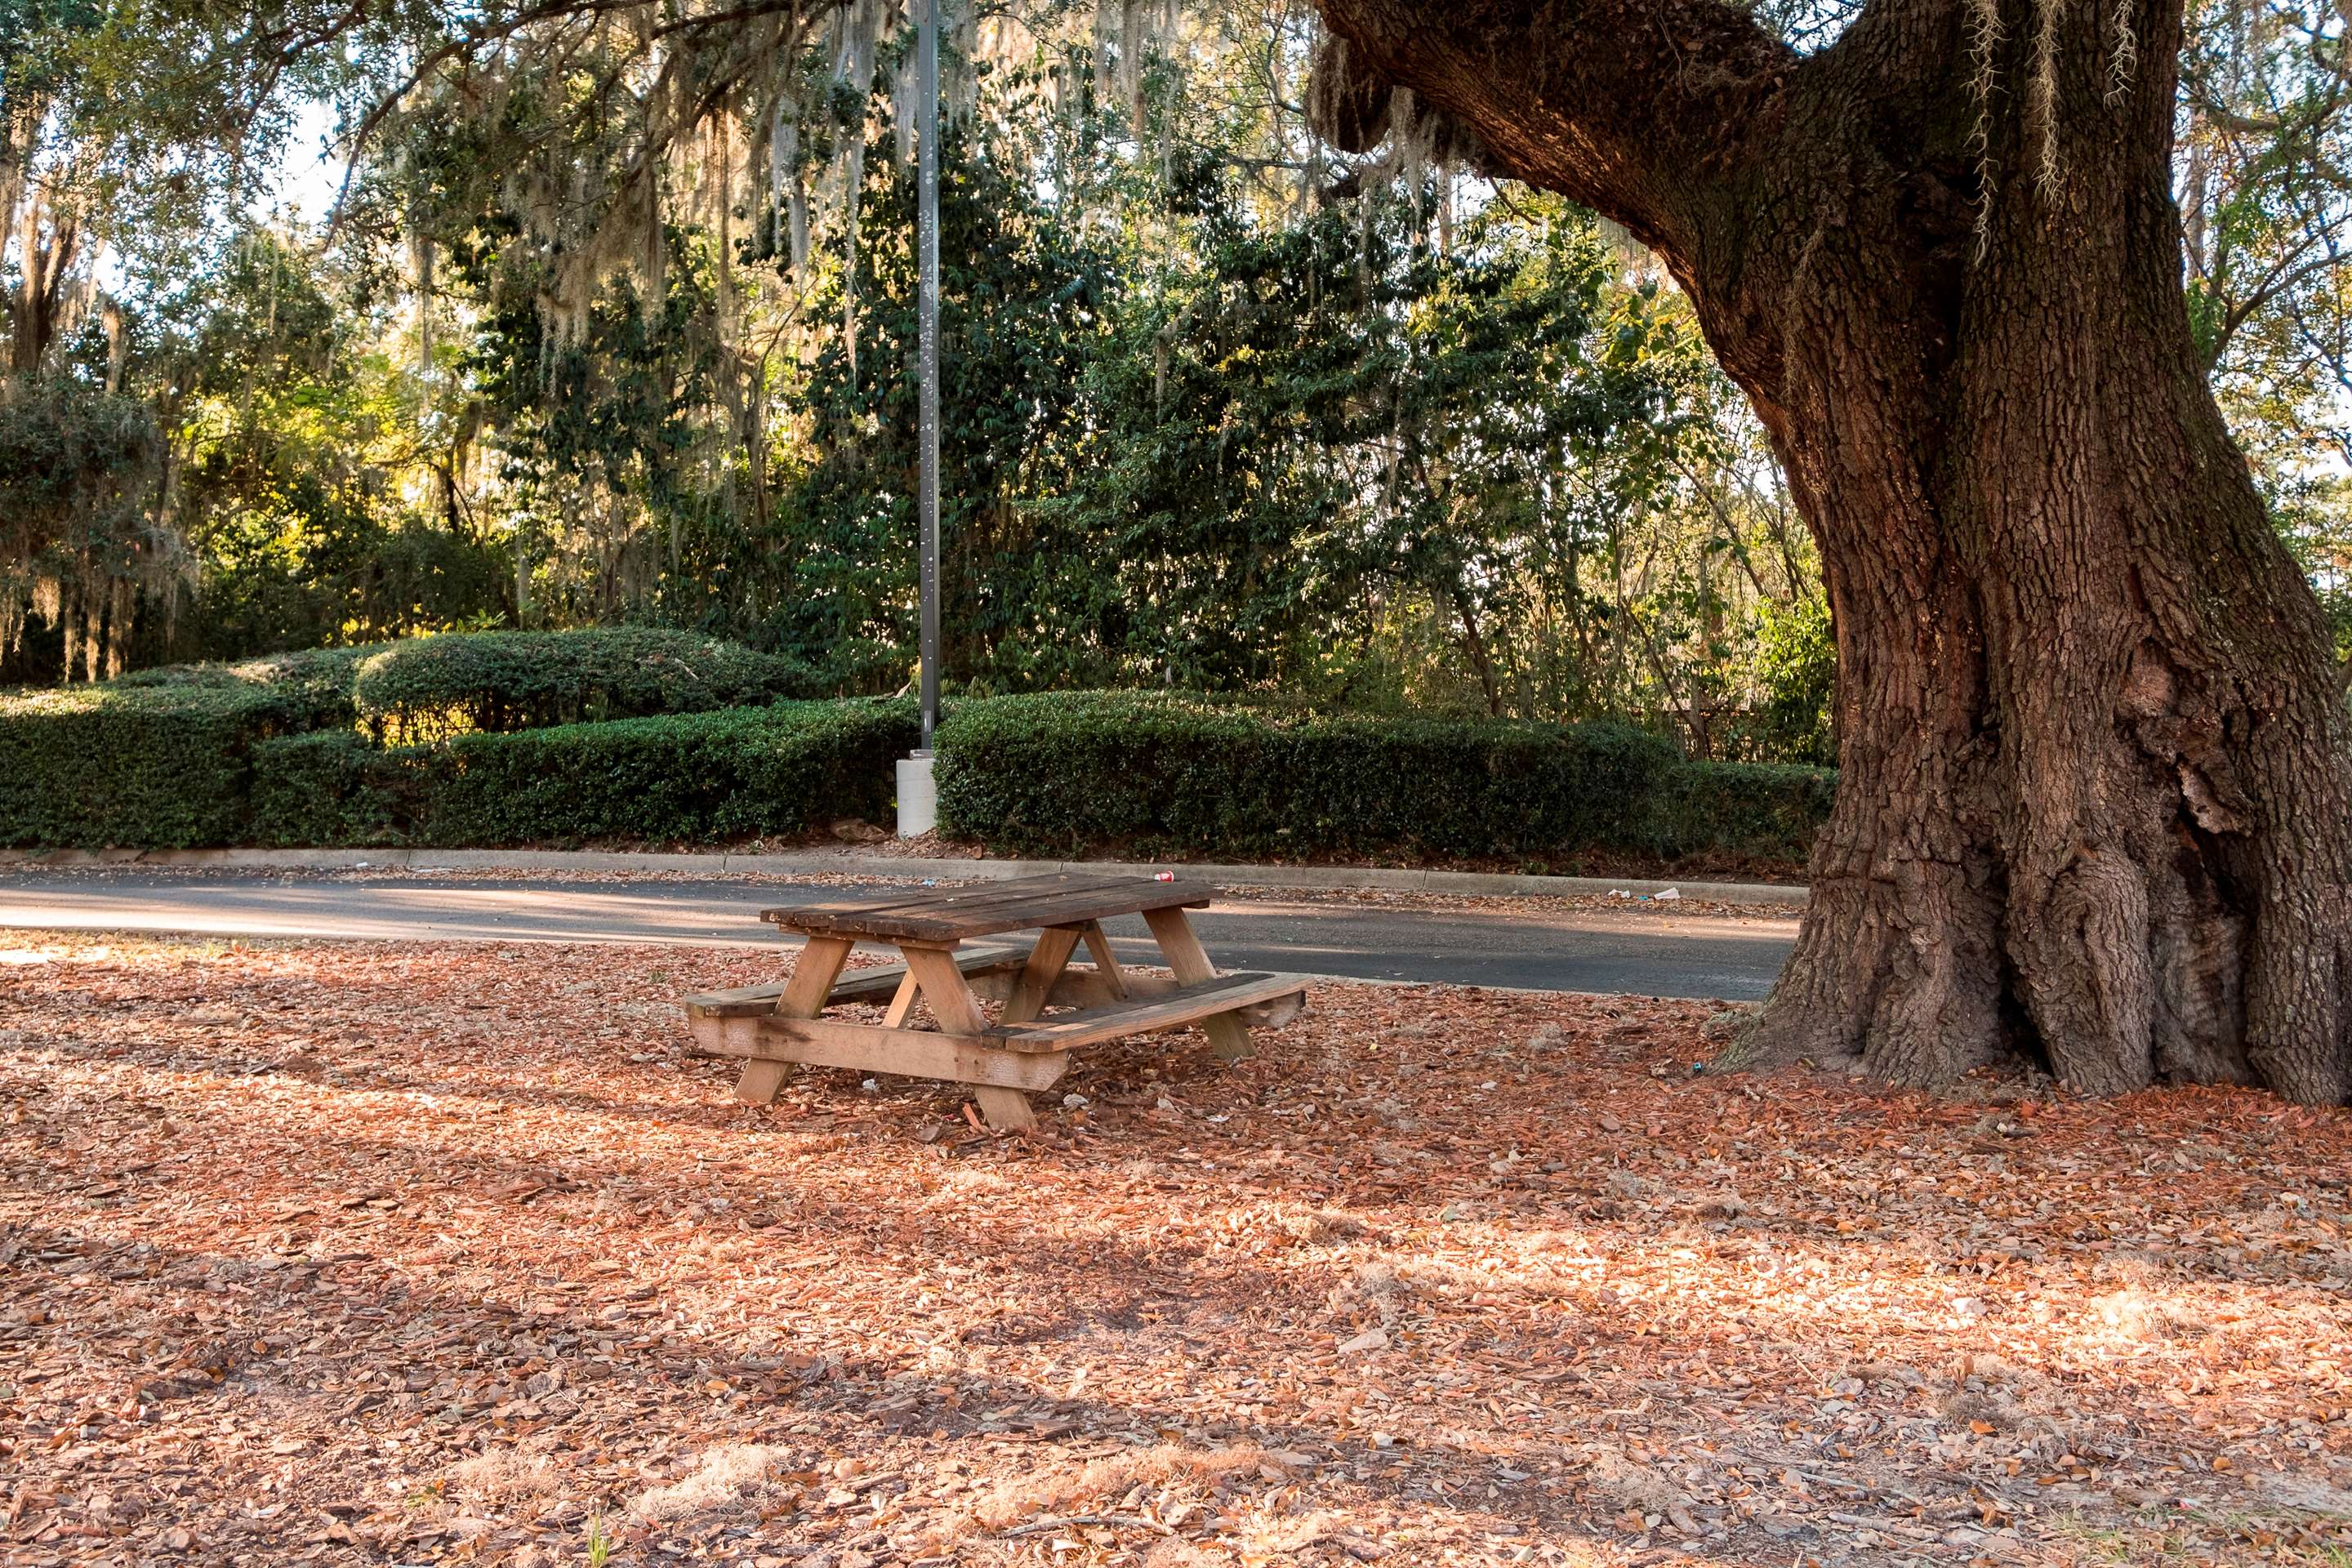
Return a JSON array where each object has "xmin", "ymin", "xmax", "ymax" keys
[{"xmin": 1311, "ymin": 0, "xmax": 2352, "ymax": 1101}]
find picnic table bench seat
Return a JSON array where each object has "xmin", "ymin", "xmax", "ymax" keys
[
  {"xmin": 678, "ymin": 872, "xmax": 1307, "ymax": 1130},
  {"xmin": 684, "ymin": 942, "xmax": 1031, "ymax": 1017}
]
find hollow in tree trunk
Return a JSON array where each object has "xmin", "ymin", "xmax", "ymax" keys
[{"xmin": 1314, "ymin": 0, "xmax": 2352, "ymax": 1101}]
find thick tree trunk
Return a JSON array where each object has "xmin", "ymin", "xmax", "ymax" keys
[{"xmin": 1316, "ymin": 0, "xmax": 2352, "ymax": 1100}]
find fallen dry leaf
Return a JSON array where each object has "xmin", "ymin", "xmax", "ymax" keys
[{"xmin": 0, "ymin": 931, "xmax": 2345, "ymax": 1567}]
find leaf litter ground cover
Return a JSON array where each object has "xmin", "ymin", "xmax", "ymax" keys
[{"xmin": 1, "ymin": 933, "xmax": 2347, "ymax": 1567}]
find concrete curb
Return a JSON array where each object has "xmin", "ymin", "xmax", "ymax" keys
[{"xmin": 0, "ymin": 844, "xmax": 1811, "ymax": 907}]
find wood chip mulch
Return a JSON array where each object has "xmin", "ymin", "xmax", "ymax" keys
[{"xmin": 2, "ymin": 933, "xmax": 2347, "ymax": 1567}]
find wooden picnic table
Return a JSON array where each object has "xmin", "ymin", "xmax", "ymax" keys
[{"xmin": 680, "ymin": 872, "xmax": 1307, "ymax": 1130}]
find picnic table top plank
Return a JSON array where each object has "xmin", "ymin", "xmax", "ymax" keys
[
  {"xmin": 762, "ymin": 871, "xmax": 1214, "ymax": 942},
  {"xmin": 764, "ymin": 870, "xmax": 1147, "ymax": 921},
  {"xmin": 763, "ymin": 871, "xmax": 1201, "ymax": 929}
]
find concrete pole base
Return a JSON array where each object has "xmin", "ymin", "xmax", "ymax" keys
[{"xmin": 896, "ymin": 752, "xmax": 938, "ymax": 838}]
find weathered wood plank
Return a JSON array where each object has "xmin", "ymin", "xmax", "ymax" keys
[
  {"xmin": 1080, "ymin": 920, "xmax": 1128, "ymax": 1000},
  {"xmin": 902, "ymin": 943, "xmax": 1041, "ymax": 1130},
  {"xmin": 880, "ymin": 971, "xmax": 920, "ymax": 1028},
  {"xmin": 1143, "ymin": 906, "xmax": 1257, "ymax": 1062},
  {"xmin": 692, "ymin": 1014, "xmax": 1070, "ymax": 1091},
  {"xmin": 990, "ymin": 971, "xmax": 1307, "ymax": 1052},
  {"xmin": 681, "ymin": 980, "xmax": 798, "ymax": 1019},
  {"xmin": 1001, "ymin": 927, "xmax": 1081, "ymax": 1026},
  {"xmin": 764, "ymin": 871, "xmax": 1139, "ymax": 926},
  {"xmin": 900, "ymin": 945, "xmax": 992, "ymax": 1036},
  {"xmin": 822, "ymin": 942, "xmax": 1026, "ymax": 1003},
  {"xmin": 733, "ymin": 935, "xmax": 852, "ymax": 1104},
  {"xmin": 762, "ymin": 873, "xmax": 1214, "ymax": 942},
  {"xmin": 972, "ymin": 1086, "xmax": 1038, "ymax": 1133},
  {"xmin": 681, "ymin": 942, "xmax": 1027, "ymax": 1021},
  {"xmin": 685, "ymin": 874, "xmax": 1285, "ymax": 1133},
  {"xmin": 756, "ymin": 880, "xmax": 1051, "ymax": 933},
  {"xmin": 841, "ymin": 963, "xmax": 1279, "ymax": 1020},
  {"xmin": 964, "ymin": 965, "xmax": 1157, "ymax": 1008}
]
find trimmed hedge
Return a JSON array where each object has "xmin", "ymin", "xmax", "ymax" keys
[
  {"xmin": 106, "ymin": 629, "xmax": 817, "ymax": 742},
  {"xmin": 106, "ymin": 644, "xmax": 381, "ymax": 731},
  {"xmin": 249, "ymin": 700, "xmax": 918, "ymax": 847},
  {"xmin": 0, "ymin": 670, "xmax": 1830, "ymax": 867},
  {"xmin": 934, "ymin": 691, "xmax": 1833, "ymax": 868},
  {"xmin": 1651, "ymin": 760, "xmax": 1840, "ymax": 867},
  {"xmin": 0, "ymin": 684, "xmax": 298, "ymax": 849},
  {"xmin": 350, "ymin": 629, "xmax": 817, "ymax": 740}
]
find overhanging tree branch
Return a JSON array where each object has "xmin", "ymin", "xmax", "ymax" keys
[{"xmin": 1310, "ymin": 0, "xmax": 1798, "ymax": 254}]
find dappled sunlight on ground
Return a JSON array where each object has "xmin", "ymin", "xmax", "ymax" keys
[{"xmin": 2, "ymin": 933, "xmax": 2347, "ymax": 1566}]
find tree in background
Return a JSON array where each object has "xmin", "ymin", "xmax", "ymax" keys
[
  {"xmin": 333, "ymin": 0, "xmax": 1826, "ymax": 737},
  {"xmin": 0, "ymin": 0, "xmax": 1838, "ymax": 750},
  {"xmin": 0, "ymin": 376, "xmax": 169, "ymax": 678},
  {"xmin": 155, "ymin": 231, "xmax": 506, "ymax": 653},
  {"xmin": 0, "ymin": 0, "xmax": 397, "ymax": 671},
  {"xmin": 2176, "ymin": 0, "xmax": 2352, "ymax": 656}
]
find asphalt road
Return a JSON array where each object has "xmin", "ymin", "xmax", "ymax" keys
[{"xmin": 0, "ymin": 871, "xmax": 1798, "ymax": 1000}]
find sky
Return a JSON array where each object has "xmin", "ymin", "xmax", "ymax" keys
[{"xmin": 262, "ymin": 100, "xmax": 350, "ymax": 226}]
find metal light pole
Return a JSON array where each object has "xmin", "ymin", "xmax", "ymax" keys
[
  {"xmin": 897, "ymin": 0, "xmax": 944, "ymax": 835},
  {"xmin": 916, "ymin": 0, "xmax": 942, "ymax": 752}
]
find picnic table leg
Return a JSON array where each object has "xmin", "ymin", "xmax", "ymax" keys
[
  {"xmin": 1078, "ymin": 920, "xmax": 1128, "ymax": 999},
  {"xmin": 737, "ymin": 935, "xmax": 854, "ymax": 1105},
  {"xmin": 1002, "ymin": 927, "xmax": 1082, "ymax": 1025},
  {"xmin": 1141, "ymin": 906, "xmax": 1255, "ymax": 1062},
  {"xmin": 880, "ymin": 971, "xmax": 920, "ymax": 1028},
  {"xmin": 902, "ymin": 944, "xmax": 1040, "ymax": 1133}
]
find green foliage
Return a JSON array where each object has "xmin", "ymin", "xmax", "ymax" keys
[
  {"xmin": 348, "ymin": 627, "xmax": 817, "ymax": 740},
  {"xmin": 743, "ymin": 116, "xmax": 1129, "ymax": 691},
  {"xmin": 249, "ymin": 699, "xmax": 916, "ymax": 847},
  {"xmin": 109, "ymin": 644, "xmax": 381, "ymax": 728},
  {"xmin": 30, "ymin": 0, "xmax": 2352, "ymax": 802},
  {"xmin": 247, "ymin": 729, "xmax": 407, "ymax": 845},
  {"xmin": 160, "ymin": 232, "xmax": 513, "ymax": 658},
  {"xmin": 457, "ymin": 243, "xmax": 722, "ymax": 641},
  {"xmin": 0, "ymin": 377, "xmax": 170, "ymax": 679},
  {"xmin": 1022, "ymin": 194, "xmax": 1698, "ymax": 695},
  {"xmin": 0, "ymin": 630, "xmax": 868, "ymax": 851},
  {"xmin": 2177, "ymin": 0, "xmax": 2352, "ymax": 608},
  {"xmin": 21, "ymin": 12, "xmax": 1851, "ymax": 756},
  {"xmin": 933, "ymin": 691, "xmax": 1831, "ymax": 870},
  {"xmin": 0, "ymin": 668, "xmax": 1826, "ymax": 864},
  {"xmin": 1743, "ymin": 597, "xmax": 1837, "ymax": 766},
  {"xmin": 0, "ymin": 683, "xmax": 291, "ymax": 848},
  {"xmin": 441, "ymin": 95, "xmax": 1772, "ymax": 720},
  {"xmin": 0, "ymin": 378, "xmax": 162, "ymax": 554},
  {"xmin": 1649, "ymin": 760, "xmax": 1839, "ymax": 868}
]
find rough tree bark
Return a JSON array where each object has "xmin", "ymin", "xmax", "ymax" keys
[{"xmin": 1313, "ymin": 0, "xmax": 2352, "ymax": 1101}]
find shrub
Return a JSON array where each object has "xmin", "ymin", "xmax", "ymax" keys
[
  {"xmin": 2, "ymin": 669, "xmax": 1831, "ymax": 868},
  {"xmin": 249, "ymin": 699, "xmax": 918, "ymax": 847},
  {"xmin": 0, "ymin": 684, "xmax": 293, "ymax": 848},
  {"xmin": 109, "ymin": 644, "xmax": 384, "ymax": 730},
  {"xmin": 934, "ymin": 691, "xmax": 1834, "ymax": 869},
  {"xmin": 933, "ymin": 691, "xmax": 1766, "ymax": 864},
  {"xmin": 1645, "ymin": 760, "xmax": 1838, "ymax": 866},
  {"xmin": 245, "ymin": 730, "xmax": 412, "ymax": 845},
  {"xmin": 349, "ymin": 628, "xmax": 817, "ymax": 740}
]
